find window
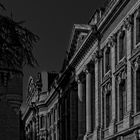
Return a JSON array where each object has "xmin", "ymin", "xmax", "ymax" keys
[
  {"xmin": 50, "ymin": 113, "xmax": 51, "ymax": 126},
  {"xmin": 136, "ymin": 69, "xmax": 140, "ymax": 112},
  {"xmin": 118, "ymin": 31, "xmax": 126, "ymax": 61},
  {"xmin": 136, "ymin": 13, "xmax": 140, "ymax": 45},
  {"xmin": 105, "ymin": 47, "xmax": 111, "ymax": 73},
  {"xmin": 119, "ymin": 80, "xmax": 126, "ymax": 121},
  {"xmin": 54, "ymin": 109, "xmax": 56, "ymax": 122},
  {"xmin": 40, "ymin": 115, "xmax": 45, "ymax": 129},
  {"xmin": 106, "ymin": 91, "xmax": 112, "ymax": 127}
]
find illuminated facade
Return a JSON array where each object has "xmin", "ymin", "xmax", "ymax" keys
[{"xmin": 22, "ymin": 0, "xmax": 140, "ymax": 140}]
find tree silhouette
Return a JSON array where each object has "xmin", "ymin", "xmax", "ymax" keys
[{"xmin": 0, "ymin": 4, "xmax": 39, "ymax": 72}]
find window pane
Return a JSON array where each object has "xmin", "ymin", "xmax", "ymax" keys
[
  {"xmin": 106, "ymin": 91, "xmax": 111, "ymax": 127},
  {"xmin": 136, "ymin": 17, "xmax": 140, "ymax": 44},
  {"xmin": 119, "ymin": 81, "xmax": 126, "ymax": 121},
  {"xmin": 105, "ymin": 48, "xmax": 111, "ymax": 73},
  {"xmin": 136, "ymin": 70, "xmax": 140, "ymax": 112},
  {"xmin": 119, "ymin": 31, "xmax": 125, "ymax": 60}
]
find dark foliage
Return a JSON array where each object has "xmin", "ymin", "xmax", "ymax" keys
[{"xmin": 0, "ymin": 4, "xmax": 39, "ymax": 70}]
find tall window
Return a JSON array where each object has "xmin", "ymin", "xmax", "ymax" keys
[
  {"xmin": 119, "ymin": 80, "xmax": 126, "ymax": 121},
  {"xmin": 40, "ymin": 116, "xmax": 45, "ymax": 129},
  {"xmin": 106, "ymin": 91, "xmax": 112, "ymax": 127},
  {"xmin": 105, "ymin": 47, "xmax": 111, "ymax": 73},
  {"xmin": 119, "ymin": 31, "xmax": 126, "ymax": 61},
  {"xmin": 136, "ymin": 69, "xmax": 140, "ymax": 112},
  {"xmin": 136, "ymin": 14, "xmax": 140, "ymax": 45}
]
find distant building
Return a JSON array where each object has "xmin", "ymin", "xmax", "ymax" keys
[
  {"xmin": 22, "ymin": 71, "xmax": 58, "ymax": 140},
  {"xmin": 0, "ymin": 69, "xmax": 23, "ymax": 140},
  {"xmin": 22, "ymin": 0, "xmax": 140, "ymax": 140}
]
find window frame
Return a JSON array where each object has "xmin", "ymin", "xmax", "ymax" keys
[
  {"xmin": 117, "ymin": 30, "xmax": 126, "ymax": 62},
  {"xmin": 118, "ymin": 79, "xmax": 127, "ymax": 121},
  {"xmin": 134, "ymin": 9, "xmax": 140, "ymax": 47}
]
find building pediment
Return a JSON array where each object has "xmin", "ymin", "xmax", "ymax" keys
[{"xmin": 67, "ymin": 24, "xmax": 91, "ymax": 63}]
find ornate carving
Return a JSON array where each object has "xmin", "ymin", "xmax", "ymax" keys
[
  {"xmin": 92, "ymin": 50, "xmax": 103, "ymax": 63},
  {"xmin": 108, "ymin": 34, "xmax": 117, "ymax": 47},
  {"xmin": 83, "ymin": 61, "xmax": 94, "ymax": 74},
  {"xmin": 132, "ymin": 56, "xmax": 140, "ymax": 71},
  {"xmin": 75, "ymin": 72, "xmax": 85, "ymax": 83},
  {"xmin": 103, "ymin": 82, "xmax": 112, "ymax": 93},
  {"xmin": 123, "ymin": 15, "xmax": 133, "ymax": 31},
  {"xmin": 117, "ymin": 70, "xmax": 127, "ymax": 84}
]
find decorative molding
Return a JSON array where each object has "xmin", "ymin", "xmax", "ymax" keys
[
  {"xmin": 115, "ymin": 57, "xmax": 127, "ymax": 73},
  {"xmin": 104, "ymin": 82, "xmax": 112, "ymax": 93},
  {"xmin": 123, "ymin": 15, "xmax": 133, "ymax": 31},
  {"xmin": 102, "ymin": 70, "xmax": 112, "ymax": 85},
  {"xmin": 92, "ymin": 50, "xmax": 103, "ymax": 63},
  {"xmin": 108, "ymin": 34, "xmax": 117, "ymax": 47},
  {"xmin": 117, "ymin": 70, "xmax": 127, "ymax": 84}
]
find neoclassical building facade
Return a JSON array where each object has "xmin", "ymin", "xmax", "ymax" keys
[{"xmin": 22, "ymin": 0, "xmax": 140, "ymax": 140}]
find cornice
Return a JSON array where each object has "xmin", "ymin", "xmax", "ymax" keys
[{"xmin": 98, "ymin": 0, "xmax": 131, "ymax": 35}]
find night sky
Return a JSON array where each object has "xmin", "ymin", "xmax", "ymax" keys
[{"xmin": 2, "ymin": 0, "xmax": 104, "ymax": 98}]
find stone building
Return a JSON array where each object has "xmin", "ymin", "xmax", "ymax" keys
[
  {"xmin": 22, "ymin": 0, "xmax": 140, "ymax": 140},
  {"xmin": 22, "ymin": 71, "xmax": 58, "ymax": 140}
]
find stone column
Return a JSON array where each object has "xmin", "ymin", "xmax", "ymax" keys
[
  {"xmin": 77, "ymin": 74, "xmax": 86, "ymax": 139},
  {"xmin": 125, "ymin": 16, "xmax": 133, "ymax": 113},
  {"xmin": 124, "ymin": 15, "xmax": 133, "ymax": 128},
  {"xmin": 108, "ymin": 34, "xmax": 117, "ymax": 135},
  {"xmin": 85, "ymin": 64, "xmax": 93, "ymax": 135},
  {"xmin": 92, "ymin": 49, "xmax": 102, "ymax": 140}
]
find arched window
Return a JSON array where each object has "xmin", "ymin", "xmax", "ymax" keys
[{"xmin": 119, "ymin": 31, "xmax": 126, "ymax": 61}]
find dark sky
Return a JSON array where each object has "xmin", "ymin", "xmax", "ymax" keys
[{"xmin": 2, "ymin": 0, "xmax": 104, "ymax": 97}]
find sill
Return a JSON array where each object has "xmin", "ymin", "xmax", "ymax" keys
[
  {"xmin": 40, "ymin": 127, "xmax": 45, "ymax": 131},
  {"xmin": 104, "ymin": 70, "xmax": 111, "ymax": 77},
  {"xmin": 116, "ymin": 120, "xmax": 123, "ymax": 125},
  {"xmin": 135, "ymin": 42, "xmax": 140, "ymax": 48},
  {"xmin": 132, "ymin": 111, "xmax": 140, "ymax": 117},
  {"xmin": 118, "ymin": 57, "xmax": 126, "ymax": 64},
  {"xmin": 103, "ymin": 127, "xmax": 109, "ymax": 132}
]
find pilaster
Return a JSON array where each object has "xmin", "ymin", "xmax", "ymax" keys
[
  {"xmin": 77, "ymin": 73, "xmax": 86, "ymax": 140},
  {"xmin": 123, "ymin": 15, "xmax": 133, "ymax": 129},
  {"xmin": 109, "ymin": 34, "xmax": 117, "ymax": 135}
]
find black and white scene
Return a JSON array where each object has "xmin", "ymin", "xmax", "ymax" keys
[{"xmin": 0, "ymin": 0, "xmax": 140, "ymax": 140}]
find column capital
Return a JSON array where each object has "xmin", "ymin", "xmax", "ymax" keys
[
  {"xmin": 83, "ymin": 61, "xmax": 94, "ymax": 74},
  {"xmin": 75, "ymin": 72, "xmax": 85, "ymax": 83},
  {"xmin": 108, "ymin": 34, "xmax": 117, "ymax": 47},
  {"xmin": 92, "ymin": 50, "xmax": 103, "ymax": 63},
  {"xmin": 132, "ymin": 56, "xmax": 140, "ymax": 71},
  {"xmin": 123, "ymin": 15, "xmax": 133, "ymax": 31}
]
